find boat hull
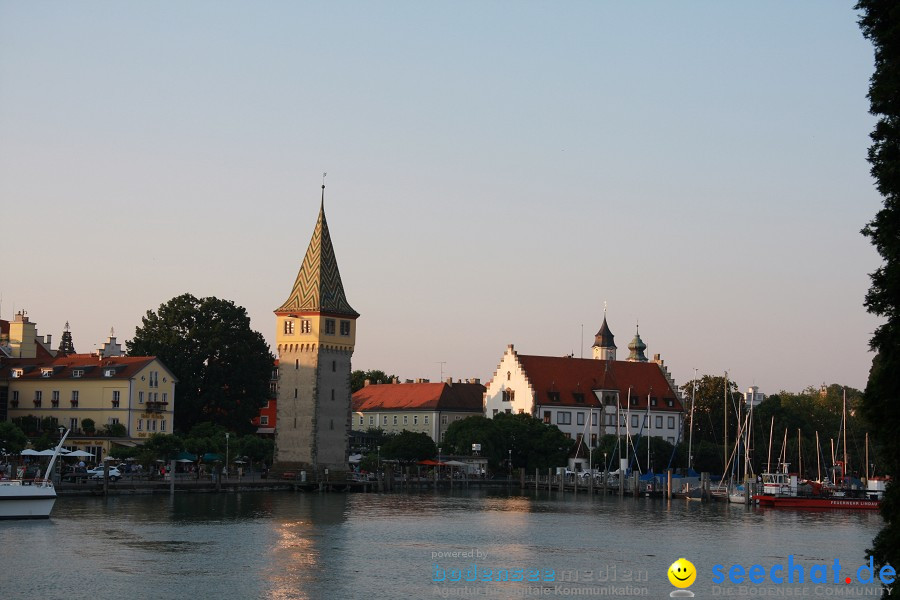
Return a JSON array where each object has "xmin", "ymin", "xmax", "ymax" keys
[
  {"xmin": 0, "ymin": 483, "xmax": 57, "ymax": 519},
  {"xmin": 754, "ymin": 494, "xmax": 880, "ymax": 510}
]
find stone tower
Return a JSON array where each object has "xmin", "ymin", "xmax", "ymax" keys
[
  {"xmin": 274, "ymin": 185, "xmax": 358, "ymax": 475},
  {"xmin": 626, "ymin": 324, "xmax": 648, "ymax": 362},
  {"xmin": 591, "ymin": 314, "xmax": 616, "ymax": 361}
]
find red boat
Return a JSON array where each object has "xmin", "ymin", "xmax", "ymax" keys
[{"xmin": 753, "ymin": 465, "xmax": 883, "ymax": 510}]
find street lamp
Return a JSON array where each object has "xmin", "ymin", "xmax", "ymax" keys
[
  {"xmin": 377, "ymin": 445, "xmax": 381, "ymax": 471},
  {"xmin": 508, "ymin": 449, "xmax": 512, "ymax": 480}
]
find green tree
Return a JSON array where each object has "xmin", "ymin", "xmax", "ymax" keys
[
  {"xmin": 856, "ymin": 2, "xmax": 900, "ymax": 586},
  {"xmin": 142, "ymin": 433, "xmax": 185, "ymax": 461},
  {"xmin": 380, "ymin": 430, "xmax": 437, "ymax": 464},
  {"xmin": 442, "ymin": 416, "xmax": 498, "ymax": 460},
  {"xmin": 0, "ymin": 422, "xmax": 28, "ymax": 454},
  {"xmin": 81, "ymin": 418, "xmax": 96, "ymax": 435},
  {"xmin": 103, "ymin": 422, "xmax": 127, "ymax": 437},
  {"xmin": 126, "ymin": 294, "xmax": 274, "ymax": 433},
  {"xmin": 350, "ymin": 369, "xmax": 398, "ymax": 393}
]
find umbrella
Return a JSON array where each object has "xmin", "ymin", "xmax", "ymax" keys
[
  {"xmin": 66, "ymin": 450, "xmax": 94, "ymax": 458},
  {"xmin": 36, "ymin": 448, "xmax": 68, "ymax": 456},
  {"xmin": 21, "ymin": 449, "xmax": 41, "ymax": 456}
]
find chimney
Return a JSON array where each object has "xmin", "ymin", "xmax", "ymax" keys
[
  {"xmin": 392, "ymin": 377, "xmax": 399, "ymax": 384},
  {"xmin": 473, "ymin": 378, "xmax": 480, "ymax": 385},
  {"xmin": 364, "ymin": 379, "xmax": 371, "ymax": 387},
  {"xmin": 446, "ymin": 377, "xmax": 453, "ymax": 386},
  {"xmin": 45, "ymin": 334, "xmax": 52, "ymax": 346}
]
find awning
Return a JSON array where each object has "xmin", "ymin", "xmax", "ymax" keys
[{"xmin": 113, "ymin": 440, "xmax": 143, "ymax": 447}]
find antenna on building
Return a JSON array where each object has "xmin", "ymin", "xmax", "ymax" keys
[
  {"xmin": 436, "ymin": 361, "xmax": 447, "ymax": 381},
  {"xmin": 580, "ymin": 324, "xmax": 583, "ymax": 359}
]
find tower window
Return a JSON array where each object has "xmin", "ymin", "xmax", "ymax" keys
[
  {"xmin": 332, "ymin": 360, "xmax": 336, "ymax": 372},
  {"xmin": 294, "ymin": 389, "xmax": 298, "ymax": 398},
  {"xmin": 301, "ymin": 320, "xmax": 311, "ymax": 333},
  {"xmin": 331, "ymin": 389, "xmax": 335, "ymax": 401},
  {"xmin": 330, "ymin": 419, "xmax": 334, "ymax": 430},
  {"xmin": 573, "ymin": 393, "xmax": 585, "ymax": 403},
  {"xmin": 284, "ymin": 320, "xmax": 294, "ymax": 335},
  {"xmin": 325, "ymin": 319, "xmax": 336, "ymax": 335},
  {"xmin": 295, "ymin": 359, "xmax": 299, "ymax": 370},
  {"xmin": 340, "ymin": 320, "xmax": 350, "ymax": 336}
]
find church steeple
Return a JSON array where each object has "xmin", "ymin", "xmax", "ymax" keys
[
  {"xmin": 591, "ymin": 307, "xmax": 617, "ymax": 361},
  {"xmin": 57, "ymin": 321, "xmax": 76, "ymax": 356},
  {"xmin": 276, "ymin": 184, "xmax": 358, "ymax": 318},
  {"xmin": 626, "ymin": 323, "xmax": 648, "ymax": 362}
]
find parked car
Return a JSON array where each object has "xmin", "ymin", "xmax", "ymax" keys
[{"xmin": 86, "ymin": 466, "xmax": 122, "ymax": 482}]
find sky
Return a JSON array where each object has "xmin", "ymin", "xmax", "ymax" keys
[{"xmin": 0, "ymin": 1, "xmax": 884, "ymax": 396}]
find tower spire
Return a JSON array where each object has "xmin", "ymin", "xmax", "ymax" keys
[{"xmin": 626, "ymin": 322, "xmax": 648, "ymax": 362}]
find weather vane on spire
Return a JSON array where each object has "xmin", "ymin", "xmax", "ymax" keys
[{"xmin": 604, "ymin": 300, "xmax": 608, "ymax": 316}]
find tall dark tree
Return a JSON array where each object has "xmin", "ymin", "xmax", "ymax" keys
[
  {"xmin": 857, "ymin": 1, "xmax": 900, "ymax": 590},
  {"xmin": 350, "ymin": 369, "xmax": 398, "ymax": 393},
  {"xmin": 126, "ymin": 294, "xmax": 274, "ymax": 433}
]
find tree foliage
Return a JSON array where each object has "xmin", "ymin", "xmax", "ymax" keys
[
  {"xmin": 857, "ymin": 0, "xmax": 900, "ymax": 587},
  {"xmin": 443, "ymin": 413, "xmax": 573, "ymax": 471},
  {"xmin": 0, "ymin": 422, "xmax": 28, "ymax": 454},
  {"xmin": 126, "ymin": 294, "xmax": 274, "ymax": 433},
  {"xmin": 350, "ymin": 369, "xmax": 398, "ymax": 393},
  {"xmin": 380, "ymin": 430, "xmax": 436, "ymax": 464}
]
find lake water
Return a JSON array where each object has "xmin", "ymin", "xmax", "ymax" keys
[{"xmin": 0, "ymin": 488, "xmax": 886, "ymax": 599}]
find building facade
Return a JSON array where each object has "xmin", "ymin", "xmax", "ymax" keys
[
  {"xmin": 1, "ymin": 311, "xmax": 176, "ymax": 461},
  {"xmin": 352, "ymin": 379, "xmax": 485, "ymax": 443},
  {"xmin": 274, "ymin": 186, "xmax": 358, "ymax": 474},
  {"xmin": 484, "ymin": 318, "xmax": 685, "ymax": 449}
]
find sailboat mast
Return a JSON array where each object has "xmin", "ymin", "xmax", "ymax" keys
[
  {"xmin": 688, "ymin": 371, "xmax": 697, "ymax": 472},
  {"xmin": 724, "ymin": 372, "xmax": 728, "ymax": 477},
  {"xmin": 866, "ymin": 432, "xmax": 870, "ymax": 481},
  {"xmin": 816, "ymin": 430, "xmax": 821, "ymax": 482},
  {"xmin": 767, "ymin": 415, "xmax": 774, "ymax": 473},
  {"xmin": 797, "ymin": 429, "xmax": 802, "ymax": 479},
  {"xmin": 842, "ymin": 388, "xmax": 848, "ymax": 485}
]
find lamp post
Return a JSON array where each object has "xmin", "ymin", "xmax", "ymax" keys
[
  {"xmin": 225, "ymin": 432, "xmax": 230, "ymax": 479},
  {"xmin": 377, "ymin": 445, "xmax": 381, "ymax": 471},
  {"xmin": 508, "ymin": 449, "xmax": 512, "ymax": 480}
]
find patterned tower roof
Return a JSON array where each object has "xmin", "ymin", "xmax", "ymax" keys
[
  {"xmin": 276, "ymin": 187, "xmax": 359, "ymax": 317},
  {"xmin": 592, "ymin": 315, "xmax": 616, "ymax": 350}
]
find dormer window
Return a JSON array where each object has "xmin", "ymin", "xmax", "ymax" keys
[
  {"xmin": 547, "ymin": 391, "xmax": 560, "ymax": 402},
  {"xmin": 73, "ymin": 369, "xmax": 84, "ymax": 378},
  {"xmin": 104, "ymin": 368, "xmax": 116, "ymax": 377},
  {"xmin": 41, "ymin": 369, "xmax": 52, "ymax": 378},
  {"xmin": 10, "ymin": 369, "xmax": 22, "ymax": 378},
  {"xmin": 666, "ymin": 399, "xmax": 674, "ymax": 407},
  {"xmin": 650, "ymin": 397, "xmax": 658, "ymax": 407},
  {"xmin": 573, "ymin": 393, "xmax": 585, "ymax": 404}
]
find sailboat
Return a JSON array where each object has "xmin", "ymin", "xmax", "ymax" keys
[{"xmin": 0, "ymin": 430, "xmax": 69, "ymax": 519}]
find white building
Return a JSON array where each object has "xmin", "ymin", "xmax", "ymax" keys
[{"xmin": 745, "ymin": 386, "xmax": 766, "ymax": 407}]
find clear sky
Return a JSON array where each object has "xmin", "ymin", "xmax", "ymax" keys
[{"xmin": 0, "ymin": 1, "xmax": 883, "ymax": 396}]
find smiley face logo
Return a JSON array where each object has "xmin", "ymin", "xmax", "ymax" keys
[{"xmin": 668, "ymin": 558, "xmax": 696, "ymax": 588}]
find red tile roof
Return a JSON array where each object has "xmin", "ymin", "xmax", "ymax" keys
[
  {"xmin": 516, "ymin": 355, "xmax": 683, "ymax": 412},
  {"xmin": 4, "ymin": 353, "xmax": 162, "ymax": 381},
  {"xmin": 352, "ymin": 382, "xmax": 485, "ymax": 412}
]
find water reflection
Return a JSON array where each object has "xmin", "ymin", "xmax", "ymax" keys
[{"xmin": 0, "ymin": 489, "xmax": 883, "ymax": 600}]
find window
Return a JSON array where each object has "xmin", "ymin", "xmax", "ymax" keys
[
  {"xmin": 505, "ymin": 409, "xmax": 511, "ymax": 414},
  {"xmin": 51, "ymin": 391, "xmax": 59, "ymax": 407},
  {"xmin": 71, "ymin": 390, "xmax": 79, "ymax": 407},
  {"xmin": 591, "ymin": 433, "xmax": 598, "ymax": 447},
  {"xmin": 137, "ymin": 419, "xmax": 143, "ymax": 431},
  {"xmin": 403, "ymin": 416, "xmax": 408, "ymax": 425},
  {"xmin": 668, "ymin": 416, "xmax": 675, "ymax": 429},
  {"xmin": 332, "ymin": 361, "xmax": 336, "ymax": 372},
  {"xmin": 643, "ymin": 415, "xmax": 649, "ymax": 427},
  {"xmin": 11, "ymin": 391, "xmax": 19, "ymax": 407},
  {"xmin": 325, "ymin": 319, "xmax": 336, "ymax": 335},
  {"xmin": 424, "ymin": 416, "xmax": 429, "ymax": 424},
  {"xmin": 605, "ymin": 414, "xmax": 614, "ymax": 426},
  {"xmin": 11, "ymin": 369, "xmax": 22, "ymax": 378},
  {"xmin": 547, "ymin": 391, "xmax": 560, "ymax": 402},
  {"xmin": 493, "ymin": 409, "xmax": 499, "ymax": 417},
  {"xmin": 340, "ymin": 320, "xmax": 351, "ymax": 336},
  {"xmin": 440, "ymin": 431, "xmax": 446, "ymax": 442},
  {"xmin": 441, "ymin": 415, "xmax": 448, "ymax": 424},
  {"xmin": 577, "ymin": 412, "xmax": 585, "ymax": 426},
  {"xmin": 383, "ymin": 416, "xmax": 388, "ymax": 425},
  {"xmin": 41, "ymin": 369, "xmax": 52, "ymax": 378},
  {"xmin": 604, "ymin": 395, "xmax": 616, "ymax": 406},
  {"xmin": 369, "ymin": 416, "xmax": 374, "ymax": 426},
  {"xmin": 295, "ymin": 359, "xmax": 299, "ymax": 370},
  {"xmin": 109, "ymin": 418, "xmax": 119, "ymax": 425},
  {"xmin": 667, "ymin": 399, "xmax": 674, "ymax": 407},
  {"xmin": 655, "ymin": 416, "xmax": 663, "ymax": 428},
  {"xmin": 139, "ymin": 391, "xmax": 144, "ymax": 404},
  {"xmin": 112, "ymin": 390, "xmax": 120, "ymax": 408},
  {"xmin": 543, "ymin": 411, "xmax": 551, "ymax": 424},
  {"xmin": 629, "ymin": 397, "xmax": 637, "ymax": 406},
  {"xmin": 104, "ymin": 368, "xmax": 115, "ymax": 377},
  {"xmin": 517, "ymin": 409, "xmax": 524, "ymax": 414},
  {"xmin": 72, "ymin": 369, "xmax": 83, "ymax": 378},
  {"xmin": 294, "ymin": 389, "xmax": 298, "ymax": 398},
  {"xmin": 33, "ymin": 391, "xmax": 42, "ymax": 408},
  {"xmin": 162, "ymin": 392, "xmax": 167, "ymax": 404},
  {"xmin": 631, "ymin": 415, "xmax": 638, "ymax": 428},
  {"xmin": 262, "ymin": 416, "xmax": 270, "ymax": 426},
  {"xmin": 502, "ymin": 389, "xmax": 515, "ymax": 402},
  {"xmin": 69, "ymin": 418, "xmax": 78, "ymax": 431},
  {"xmin": 592, "ymin": 413, "xmax": 598, "ymax": 426},
  {"xmin": 650, "ymin": 397, "xmax": 658, "ymax": 407},
  {"xmin": 507, "ymin": 371, "xmax": 511, "ymax": 381},
  {"xmin": 301, "ymin": 320, "xmax": 311, "ymax": 333},
  {"xmin": 150, "ymin": 420, "xmax": 157, "ymax": 431},
  {"xmin": 331, "ymin": 389, "xmax": 335, "ymax": 401},
  {"xmin": 359, "ymin": 416, "xmax": 364, "ymax": 425},
  {"xmin": 576, "ymin": 433, "xmax": 584, "ymax": 446},
  {"xmin": 573, "ymin": 393, "xmax": 585, "ymax": 404},
  {"xmin": 284, "ymin": 320, "xmax": 295, "ymax": 335},
  {"xmin": 413, "ymin": 416, "xmax": 418, "ymax": 425},
  {"xmin": 557, "ymin": 411, "xmax": 572, "ymax": 425},
  {"xmin": 161, "ymin": 420, "xmax": 167, "ymax": 432},
  {"xmin": 393, "ymin": 416, "xmax": 398, "ymax": 425}
]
